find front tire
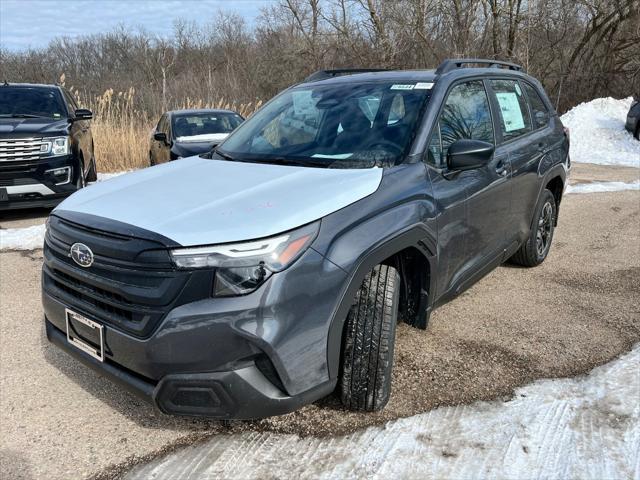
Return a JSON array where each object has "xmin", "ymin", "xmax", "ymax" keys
[
  {"xmin": 76, "ymin": 158, "xmax": 86, "ymax": 189},
  {"xmin": 339, "ymin": 264, "xmax": 400, "ymax": 411},
  {"xmin": 86, "ymin": 156, "xmax": 97, "ymax": 183},
  {"xmin": 510, "ymin": 189, "xmax": 557, "ymax": 267}
]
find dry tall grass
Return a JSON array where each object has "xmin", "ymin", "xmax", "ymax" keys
[{"xmin": 70, "ymin": 87, "xmax": 261, "ymax": 172}]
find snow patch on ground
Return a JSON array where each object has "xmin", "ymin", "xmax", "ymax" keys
[
  {"xmin": 0, "ymin": 224, "xmax": 47, "ymax": 251},
  {"xmin": 96, "ymin": 171, "xmax": 128, "ymax": 182},
  {"xmin": 567, "ymin": 180, "xmax": 640, "ymax": 194},
  {"xmin": 560, "ymin": 97, "xmax": 640, "ymax": 167},
  {"xmin": 127, "ymin": 345, "xmax": 640, "ymax": 480},
  {"xmin": 0, "ymin": 171, "xmax": 128, "ymax": 251}
]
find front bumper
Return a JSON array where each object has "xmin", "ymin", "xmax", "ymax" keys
[
  {"xmin": 0, "ymin": 154, "xmax": 79, "ymax": 210},
  {"xmin": 42, "ymin": 232, "xmax": 348, "ymax": 418},
  {"xmin": 45, "ymin": 319, "xmax": 334, "ymax": 418}
]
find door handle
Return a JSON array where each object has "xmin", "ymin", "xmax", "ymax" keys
[{"xmin": 495, "ymin": 161, "xmax": 508, "ymax": 177}]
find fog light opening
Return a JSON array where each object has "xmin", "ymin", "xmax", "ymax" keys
[{"xmin": 45, "ymin": 166, "xmax": 71, "ymax": 185}]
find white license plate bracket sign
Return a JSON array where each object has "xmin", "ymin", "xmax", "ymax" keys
[{"xmin": 65, "ymin": 308, "xmax": 104, "ymax": 362}]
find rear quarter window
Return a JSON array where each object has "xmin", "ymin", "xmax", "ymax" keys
[{"xmin": 523, "ymin": 82, "xmax": 550, "ymax": 129}]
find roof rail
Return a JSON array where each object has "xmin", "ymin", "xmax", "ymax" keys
[
  {"xmin": 303, "ymin": 68, "xmax": 389, "ymax": 83},
  {"xmin": 435, "ymin": 58, "xmax": 522, "ymax": 75}
]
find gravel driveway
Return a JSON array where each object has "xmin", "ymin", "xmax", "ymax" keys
[{"xmin": 0, "ymin": 163, "xmax": 638, "ymax": 479}]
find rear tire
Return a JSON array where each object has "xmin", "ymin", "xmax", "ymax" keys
[
  {"xmin": 339, "ymin": 264, "xmax": 400, "ymax": 412},
  {"xmin": 509, "ymin": 189, "xmax": 557, "ymax": 267}
]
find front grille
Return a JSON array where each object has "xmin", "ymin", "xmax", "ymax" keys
[
  {"xmin": 43, "ymin": 214, "xmax": 215, "ymax": 338},
  {"xmin": 0, "ymin": 177, "xmax": 38, "ymax": 187},
  {"xmin": 0, "ymin": 138, "xmax": 48, "ymax": 162}
]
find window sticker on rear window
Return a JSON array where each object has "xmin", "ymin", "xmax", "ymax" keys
[{"xmin": 496, "ymin": 92, "xmax": 525, "ymax": 132}]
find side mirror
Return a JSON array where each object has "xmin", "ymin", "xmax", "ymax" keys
[
  {"xmin": 447, "ymin": 139, "xmax": 494, "ymax": 171},
  {"xmin": 74, "ymin": 109, "xmax": 93, "ymax": 121},
  {"xmin": 153, "ymin": 132, "xmax": 168, "ymax": 143}
]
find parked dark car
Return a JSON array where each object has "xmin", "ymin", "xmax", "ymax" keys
[
  {"xmin": 0, "ymin": 83, "xmax": 95, "ymax": 210},
  {"xmin": 149, "ymin": 109, "xmax": 244, "ymax": 165},
  {"xmin": 625, "ymin": 98, "xmax": 639, "ymax": 139},
  {"xmin": 43, "ymin": 59, "xmax": 569, "ymax": 419}
]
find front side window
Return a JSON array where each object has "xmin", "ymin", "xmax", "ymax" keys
[
  {"xmin": 218, "ymin": 82, "xmax": 431, "ymax": 169},
  {"xmin": 0, "ymin": 87, "xmax": 67, "ymax": 119},
  {"xmin": 490, "ymin": 79, "xmax": 532, "ymax": 141},
  {"xmin": 63, "ymin": 89, "xmax": 78, "ymax": 112},
  {"xmin": 427, "ymin": 80, "xmax": 494, "ymax": 166},
  {"xmin": 172, "ymin": 112, "xmax": 244, "ymax": 140},
  {"xmin": 157, "ymin": 115, "xmax": 168, "ymax": 134},
  {"xmin": 523, "ymin": 82, "xmax": 550, "ymax": 129}
]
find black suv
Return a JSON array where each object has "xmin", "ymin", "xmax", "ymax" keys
[
  {"xmin": 42, "ymin": 59, "xmax": 569, "ymax": 418},
  {"xmin": 0, "ymin": 83, "xmax": 95, "ymax": 210}
]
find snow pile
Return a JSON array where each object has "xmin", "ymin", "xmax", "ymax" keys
[
  {"xmin": 0, "ymin": 224, "xmax": 47, "ymax": 251},
  {"xmin": 567, "ymin": 179, "xmax": 640, "ymax": 194},
  {"xmin": 560, "ymin": 97, "xmax": 639, "ymax": 167},
  {"xmin": 127, "ymin": 345, "xmax": 640, "ymax": 480}
]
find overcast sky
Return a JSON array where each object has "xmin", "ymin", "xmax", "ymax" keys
[{"xmin": 0, "ymin": 0, "xmax": 276, "ymax": 51}]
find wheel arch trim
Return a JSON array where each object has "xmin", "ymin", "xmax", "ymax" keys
[{"xmin": 325, "ymin": 224, "xmax": 436, "ymax": 379}]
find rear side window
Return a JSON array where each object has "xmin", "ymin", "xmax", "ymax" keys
[
  {"xmin": 490, "ymin": 79, "xmax": 532, "ymax": 141},
  {"xmin": 427, "ymin": 80, "xmax": 494, "ymax": 166},
  {"xmin": 523, "ymin": 82, "xmax": 550, "ymax": 129}
]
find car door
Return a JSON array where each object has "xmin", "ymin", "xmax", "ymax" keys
[
  {"xmin": 487, "ymin": 79, "xmax": 539, "ymax": 247},
  {"xmin": 152, "ymin": 114, "xmax": 169, "ymax": 164},
  {"xmin": 426, "ymin": 79, "xmax": 512, "ymax": 299},
  {"xmin": 63, "ymin": 89, "xmax": 90, "ymax": 173}
]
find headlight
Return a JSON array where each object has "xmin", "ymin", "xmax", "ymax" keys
[
  {"xmin": 170, "ymin": 222, "xmax": 319, "ymax": 296},
  {"xmin": 42, "ymin": 136, "xmax": 70, "ymax": 156}
]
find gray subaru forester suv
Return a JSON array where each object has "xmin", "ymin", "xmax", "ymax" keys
[{"xmin": 42, "ymin": 59, "xmax": 569, "ymax": 418}]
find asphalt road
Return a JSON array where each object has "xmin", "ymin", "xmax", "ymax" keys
[{"xmin": 0, "ymin": 163, "xmax": 638, "ymax": 479}]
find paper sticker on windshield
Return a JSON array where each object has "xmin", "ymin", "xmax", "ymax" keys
[
  {"xmin": 292, "ymin": 90, "xmax": 317, "ymax": 116},
  {"xmin": 496, "ymin": 92, "xmax": 525, "ymax": 132},
  {"xmin": 414, "ymin": 82, "xmax": 434, "ymax": 90},
  {"xmin": 390, "ymin": 84, "xmax": 415, "ymax": 90}
]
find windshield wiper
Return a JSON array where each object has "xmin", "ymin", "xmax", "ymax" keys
[
  {"xmin": 213, "ymin": 148, "xmax": 234, "ymax": 161},
  {"xmin": 0, "ymin": 113, "xmax": 46, "ymax": 118}
]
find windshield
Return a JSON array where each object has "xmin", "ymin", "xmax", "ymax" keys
[
  {"xmin": 172, "ymin": 112, "xmax": 244, "ymax": 140},
  {"xmin": 218, "ymin": 81, "xmax": 431, "ymax": 168},
  {"xmin": 0, "ymin": 87, "xmax": 67, "ymax": 119}
]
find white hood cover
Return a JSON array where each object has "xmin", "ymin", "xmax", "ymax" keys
[
  {"xmin": 56, "ymin": 156, "xmax": 382, "ymax": 246},
  {"xmin": 175, "ymin": 133, "xmax": 229, "ymax": 143}
]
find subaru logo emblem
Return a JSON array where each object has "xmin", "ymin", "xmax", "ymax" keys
[{"xmin": 70, "ymin": 243, "xmax": 94, "ymax": 268}]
